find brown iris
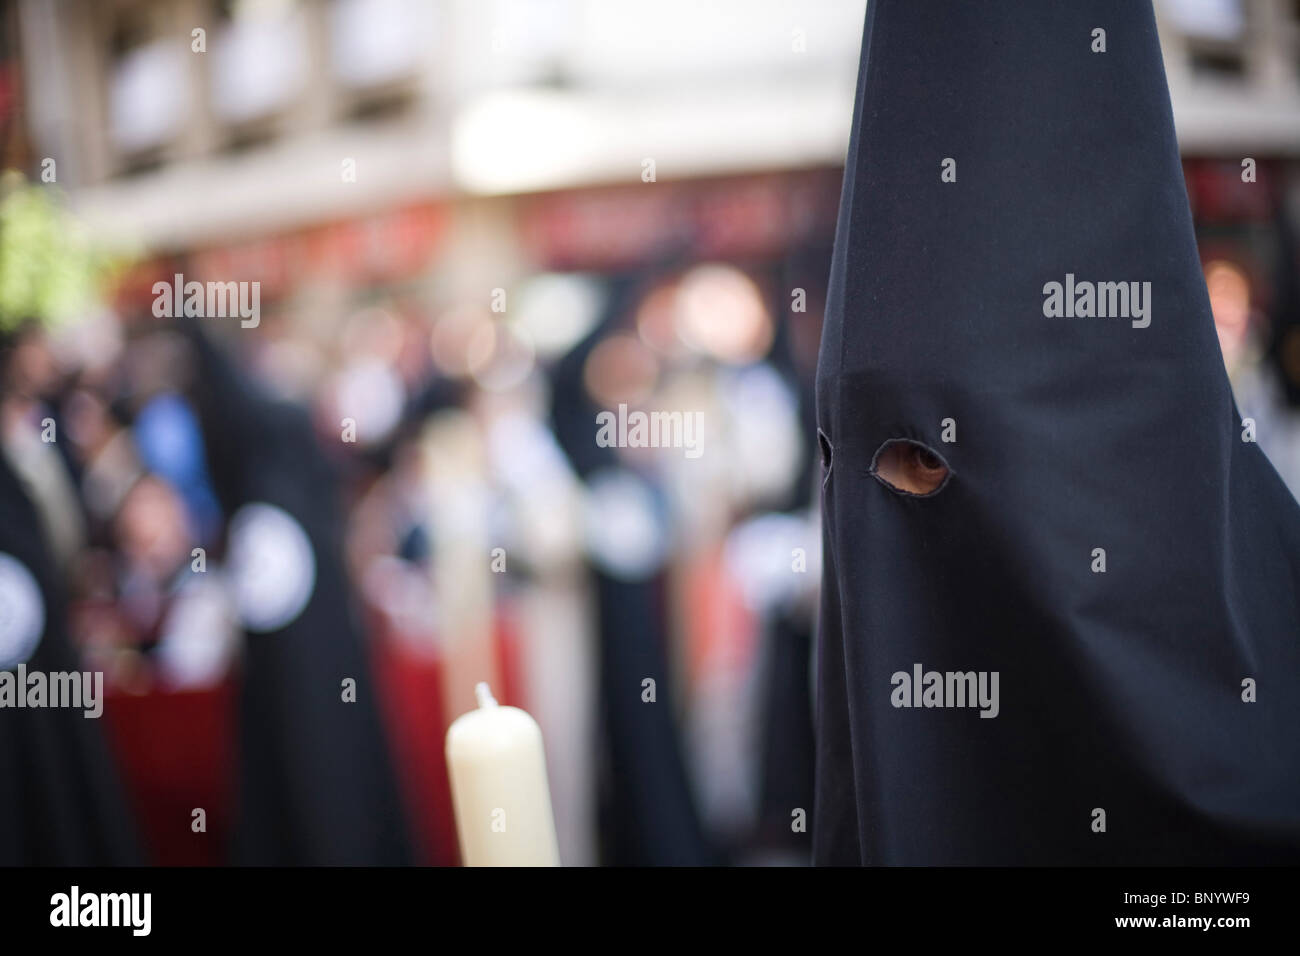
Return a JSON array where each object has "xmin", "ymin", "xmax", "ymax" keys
[{"xmin": 872, "ymin": 440, "xmax": 950, "ymax": 496}]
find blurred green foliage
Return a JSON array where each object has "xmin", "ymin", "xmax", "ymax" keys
[{"xmin": 0, "ymin": 171, "xmax": 121, "ymax": 333}]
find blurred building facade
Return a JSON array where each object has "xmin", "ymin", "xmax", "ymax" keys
[
  {"xmin": 13, "ymin": 0, "xmax": 860, "ymax": 243},
  {"xmin": 5, "ymin": 1, "xmax": 1298, "ymax": 326},
  {"xmin": 4, "ymin": 1, "xmax": 1294, "ymax": 342},
  {"xmin": 9, "ymin": 1, "xmax": 1300, "ymax": 220}
]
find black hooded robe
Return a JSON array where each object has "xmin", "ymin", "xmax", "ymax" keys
[
  {"xmin": 550, "ymin": 274, "xmax": 713, "ymax": 866},
  {"xmin": 0, "ymin": 451, "xmax": 141, "ymax": 865},
  {"xmin": 182, "ymin": 322, "xmax": 410, "ymax": 865},
  {"xmin": 814, "ymin": 0, "xmax": 1300, "ymax": 865}
]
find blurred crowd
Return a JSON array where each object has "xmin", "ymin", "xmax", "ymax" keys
[
  {"xmin": 0, "ymin": 185, "xmax": 840, "ymax": 863},
  {"xmin": 3, "ymin": 155, "xmax": 1299, "ymax": 867}
]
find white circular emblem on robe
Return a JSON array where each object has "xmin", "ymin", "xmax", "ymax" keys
[
  {"xmin": 582, "ymin": 468, "xmax": 670, "ymax": 580},
  {"xmin": 227, "ymin": 503, "xmax": 316, "ymax": 633},
  {"xmin": 0, "ymin": 552, "xmax": 45, "ymax": 668}
]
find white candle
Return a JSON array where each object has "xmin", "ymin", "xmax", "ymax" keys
[{"xmin": 445, "ymin": 683, "xmax": 561, "ymax": 866}]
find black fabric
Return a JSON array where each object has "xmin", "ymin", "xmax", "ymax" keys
[
  {"xmin": 0, "ymin": 453, "xmax": 141, "ymax": 866},
  {"xmin": 814, "ymin": 0, "xmax": 1300, "ymax": 864},
  {"xmin": 182, "ymin": 322, "xmax": 411, "ymax": 865},
  {"xmin": 755, "ymin": 609, "xmax": 815, "ymax": 852}
]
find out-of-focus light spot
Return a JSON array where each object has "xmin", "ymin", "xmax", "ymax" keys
[
  {"xmin": 342, "ymin": 306, "xmax": 405, "ymax": 363},
  {"xmin": 430, "ymin": 305, "xmax": 492, "ymax": 377},
  {"xmin": 1161, "ymin": 0, "xmax": 1244, "ymax": 41},
  {"xmin": 675, "ymin": 264, "xmax": 772, "ymax": 364},
  {"xmin": 488, "ymin": 412, "xmax": 574, "ymax": 492},
  {"xmin": 451, "ymin": 91, "xmax": 602, "ymax": 195},
  {"xmin": 469, "ymin": 321, "xmax": 536, "ymax": 392},
  {"xmin": 335, "ymin": 358, "xmax": 405, "ymax": 445},
  {"xmin": 258, "ymin": 339, "xmax": 325, "ymax": 400},
  {"xmin": 361, "ymin": 555, "xmax": 438, "ymax": 652},
  {"xmin": 154, "ymin": 577, "xmax": 239, "ymax": 688},
  {"xmin": 635, "ymin": 280, "xmax": 686, "ymax": 357},
  {"xmin": 487, "ymin": 413, "xmax": 584, "ymax": 569},
  {"xmin": 724, "ymin": 512, "xmax": 819, "ymax": 614},
  {"xmin": 512, "ymin": 274, "xmax": 603, "ymax": 358},
  {"xmin": 583, "ymin": 333, "xmax": 660, "ymax": 408},
  {"xmin": 721, "ymin": 363, "xmax": 801, "ymax": 504},
  {"xmin": 582, "ymin": 468, "xmax": 670, "ymax": 580}
]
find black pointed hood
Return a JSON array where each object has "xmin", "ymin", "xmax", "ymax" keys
[{"xmin": 815, "ymin": 0, "xmax": 1300, "ymax": 864}]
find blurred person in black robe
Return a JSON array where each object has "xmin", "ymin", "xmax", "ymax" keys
[
  {"xmin": 177, "ymin": 319, "xmax": 411, "ymax": 865},
  {"xmin": 815, "ymin": 0, "xmax": 1300, "ymax": 864},
  {"xmin": 550, "ymin": 274, "xmax": 712, "ymax": 866},
  {"xmin": 751, "ymin": 260, "xmax": 824, "ymax": 860},
  {"xmin": 0, "ymin": 343, "xmax": 140, "ymax": 865}
]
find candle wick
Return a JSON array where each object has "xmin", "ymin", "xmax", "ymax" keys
[{"xmin": 475, "ymin": 682, "xmax": 498, "ymax": 709}]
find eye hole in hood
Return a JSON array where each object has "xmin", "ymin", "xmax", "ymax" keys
[
  {"xmin": 871, "ymin": 439, "xmax": 952, "ymax": 497},
  {"xmin": 818, "ymin": 429, "xmax": 834, "ymax": 471}
]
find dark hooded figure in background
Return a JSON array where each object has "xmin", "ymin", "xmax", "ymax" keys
[
  {"xmin": 814, "ymin": 0, "xmax": 1300, "ymax": 864},
  {"xmin": 180, "ymin": 318, "xmax": 411, "ymax": 866},
  {"xmin": 0, "ymin": 327, "xmax": 141, "ymax": 866}
]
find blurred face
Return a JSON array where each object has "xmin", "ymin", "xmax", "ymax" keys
[
  {"xmin": 115, "ymin": 476, "xmax": 192, "ymax": 580},
  {"xmin": 5, "ymin": 330, "xmax": 59, "ymax": 398},
  {"xmin": 62, "ymin": 388, "xmax": 114, "ymax": 462},
  {"xmin": 1205, "ymin": 260, "xmax": 1252, "ymax": 372}
]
